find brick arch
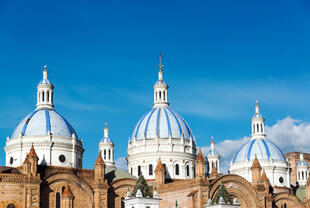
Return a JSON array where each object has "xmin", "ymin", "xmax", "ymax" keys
[
  {"xmin": 41, "ymin": 172, "xmax": 93, "ymax": 208},
  {"xmin": 209, "ymin": 174, "xmax": 260, "ymax": 208},
  {"xmin": 273, "ymin": 193, "xmax": 305, "ymax": 208},
  {"xmin": 108, "ymin": 178, "xmax": 137, "ymax": 208}
]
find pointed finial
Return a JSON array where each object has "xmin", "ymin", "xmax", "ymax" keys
[
  {"xmin": 95, "ymin": 150, "xmax": 105, "ymax": 165},
  {"xmin": 43, "ymin": 65, "xmax": 48, "ymax": 80},
  {"xmin": 158, "ymin": 52, "xmax": 164, "ymax": 71},
  {"xmin": 300, "ymin": 152, "xmax": 304, "ymax": 161},
  {"xmin": 28, "ymin": 143, "xmax": 38, "ymax": 159},
  {"xmin": 157, "ymin": 52, "xmax": 164, "ymax": 81},
  {"xmin": 63, "ymin": 185, "xmax": 73, "ymax": 197},
  {"xmin": 255, "ymin": 100, "xmax": 260, "ymax": 114},
  {"xmin": 210, "ymin": 136, "xmax": 215, "ymax": 150},
  {"xmin": 104, "ymin": 122, "xmax": 109, "ymax": 138}
]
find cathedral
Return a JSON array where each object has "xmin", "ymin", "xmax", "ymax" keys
[{"xmin": 1, "ymin": 58, "xmax": 310, "ymax": 208}]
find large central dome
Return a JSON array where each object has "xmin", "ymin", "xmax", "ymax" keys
[
  {"xmin": 127, "ymin": 55, "xmax": 197, "ymax": 180},
  {"xmin": 131, "ymin": 106, "xmax": 193, "ymax": 141}
]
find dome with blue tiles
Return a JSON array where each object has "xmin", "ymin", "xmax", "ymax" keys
[
  {"xmin": 131, "ymin": 54, "xmax": 194, "ymax": 142},
  {"xmin": 297, "ymin": 153, "xmax": 308, "ymax": 167},
  {"xmin": 131, "ymin": 106, "xmax": 194, "ymax": 141},
  {"xmin": 6, "ymin": 66, "xmax": 83, "ymax": 168},
  {"xmin": 101, "ymin": 123, "xmax": 113, "ymax": 143},
  {"xmin": 11, "ymin": 109, "xmax": 77, "ymax": 139},
  {"xmin": 232, "ymin": 138, "xmax": 285, "ymax": 164},
  {"xmin": 232, "ymin": 101, "xmax": 285, "ymax": 164},
  {"xmin": 11, "ymin": 67, "xmax": 77, "ymax": 139},
  {"xmin": 230, "ymin": 102, "xmax": 290, "ymax": 187},
  {"xmin": 39, "ymin": 66, "xmax": 52, "ymax": 85},
  {"xmin": 207, "ymin": 149, "xmax": 219, "ymax": 156},
  {"xmin": 207, "ymin": 137, "xmax": 219, "ymax": 156},
  {"xmin": 297, "ymin": 161, "xmax": 308, "ymax": 167}
]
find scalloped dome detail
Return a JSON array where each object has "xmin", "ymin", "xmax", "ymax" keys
[
  {"xmin": 232, "ymin": 138, "xmax": 285, "ymax": 164},
  {"xmin": 11, "ymin": 109, "xmax": 77, "ymax": 139},
  {"xmin": 131, "ymin": 106, "xmax": 194, "ymax": 141}
]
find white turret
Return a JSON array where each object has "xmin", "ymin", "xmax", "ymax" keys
[
  {"xmin": 251, "ymin": 101, "xmax": 266, "ymax": 140},
  {"xmin": 36, "ymin": 65, "xmax": 54, "ymax": 110},
  {"xmin": 206, "ymin": 136, "xmax": 220, "ymax": 174},
  {"xmin": 297, "ymin": 152, "xmax": 309, "ymax": 186},
  {"xmin": 153, "ymin": 53, "xmax": 169, "ymax": 107},
  {"xmin": 99, "ymin": 122, "xmax": 115, "ymax": 167}
]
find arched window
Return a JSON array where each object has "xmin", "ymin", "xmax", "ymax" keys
[
  {"xmin": 56, "ymin": 192, "xmax": 60, "ymax": 208},
  {"xmin": 163, "ymin": 164, "xmax": 167, "ymax": 175},
  {"xmin": 104, "ymin": 150, "xmax": 106, "ymax": 160},
  {"xmin": 163, "ymin": 91, "xmax": 166, "ymax": 101},
  {"xmin": 138, "ymin": 165, "xmax": 141, "ymax": 176},
  {"xmin": 47, "ymin": 91, "xmax": 49, "ymax": 102},
  {"xmin": 284, "ymin": 203, "xmax": 287, "ymax": 208},
  {"xmin": 159, "ymin": 91, "xmax": 162, "ymax": 100},
  {"xmin": 186, "ymin": 165, "xmax": 190, "ymax": 177},
  {"xmin": 131, "ymin": 167, "xmax": 133, "ymax": 174},
  {"xmin": 175, "ymin": 164, "xmax": 179, "ymax": 176},
  {"xmin": 260, "ymin": 124, "xmax": 263, "ymax": 132},
  {"xmin": 108, "ymin": 149, "xmax": 111, "ymax": 160},
  {"xmin": 298, "ymin": 172, "xmax": 300, "ymax": 181},
  {"xmin": 42, "ymin": 91, "xmax": 45, "ymax": 102},
  {"xmin": 257, "ymin": 124, "xmax": 259, "ymax": 133},
  {"xmin": 149, "ymin": 164, "xmax": 153, "ymax": 176},
  {"xmin": 302, "ymin": 171, "xmax": 304, "ymax": 180},
  {"xmin": 155, "ymin": 92, "xmax": 157, "ymax": 101},
  {"xmin": 7, "ymin": 204, "xmax": 15, "ymax": 208},
  {"xmin": 253, "ymin": 124, "xmax": 255, "ymax": 133},
  {"xmin": 62, "ymin": 186, "xmax": 65, "ymax": 193}
]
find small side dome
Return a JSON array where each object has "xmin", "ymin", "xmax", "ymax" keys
[
  {"xmin": 207, "ymin": 149, "xmax": 219, "ymax": 156},
  {"xmin": 297, "ymin": 161, "xmax": 308, "ymax": 167},
  {"xmin": 232, "ymin": 138, "xmax": 285, "ymax": 164}
]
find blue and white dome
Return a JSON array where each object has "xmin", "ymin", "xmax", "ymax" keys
[
  {"xmin": 232, "ymin": 138, "xmax": 285, "ymax": 164},
  {"xmin": 297, "ymin": 161, "xmax": 308, "ymax": 167},
  {"xmin": 207, "ymin": 149, "xmax": 219, "ymax": 156},
  {"xmin": 6, "ymin": 67, "xmax": 83, "ymax": 168},
  {"xmin": 11, "ymin": 109, "xmax": 77, "ymax": 139},
  {"xmin": 131, "ymin": 106, "xmax": 194, "ymax": 141}
]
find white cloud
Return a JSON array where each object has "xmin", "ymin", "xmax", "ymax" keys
[
  {"xmin": 202, "ymin": 117, "xmax": 310, "ymax": 173},
  {"xmin": 115, "ymin": 157, "xmax": 128, "ymax": 171},
  {"xmin": 265, "ymin": 116, "xmax": 310, "ymax": 153}
]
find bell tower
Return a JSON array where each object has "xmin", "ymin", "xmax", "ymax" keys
[
  {"xmin": 153, "ymin": 53, "xmax": 169, "ymax": 107},
  {"xmin": 251, "ymin": 101, "xmax": 266, "ymax": 140},
  {"xmin": 36, "ymin": 65, "xmax": 54, "ymax": 110}
]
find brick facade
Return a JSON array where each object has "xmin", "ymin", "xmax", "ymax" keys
[{"xmin": 0, "ymin": 148, "xmax": 308, "ymax": 208}]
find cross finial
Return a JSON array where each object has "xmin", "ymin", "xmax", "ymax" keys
[{"xmin": 158, "ymin": 52, "xmax": 164, "ymax": 71}]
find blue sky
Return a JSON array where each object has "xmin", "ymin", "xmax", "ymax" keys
[{"xmin": 0, "ymin": 0, "xmax": 310, "ymax": 169}]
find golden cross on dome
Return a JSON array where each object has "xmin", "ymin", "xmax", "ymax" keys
[{"xmin": 158, "ymin": 52, "xmax": 164, "ymax": 71}]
